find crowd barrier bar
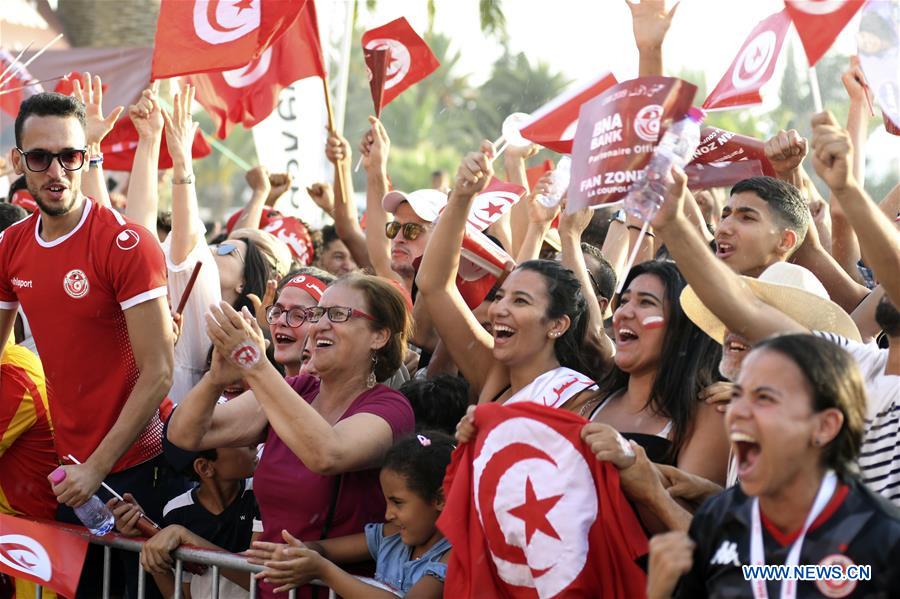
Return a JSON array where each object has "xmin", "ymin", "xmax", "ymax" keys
[{"xmin": 28, "ymin": 529, "xmax": 337, "ymax": 599}]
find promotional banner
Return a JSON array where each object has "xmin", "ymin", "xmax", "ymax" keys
[
  {"xmin": 467, "ymin": 177, "xmax": 526, "ymax": 231},
  {"xmin": 438, "ymin": 402, "xmax": 647, "ymax": 598},
  {"xmin": 0, "ymin": 515, "xmax": 89, "ymax": 598},
  {"xmin": 188, "ymin": 0, "xmax": 326, "ymax": 139},
  {"xmin": 361, "ymin": 17, "xmax": 440, "ymax": 109},
  {"xmin": 690, "ymin": 126, "xmax": 776, "ymax": 176},
  {"xmin": 857, "ymin": 0, "xmax": 899, "ymax": 129},
  {"xmin": 251, "ymin": 77, "xmax": 329, "ymax": 226},
  {"xmin": 364, "ymin": 47, "xmax": 390, "ymax": 117},
  {"xmin": 784, "ymin": 0, "xmax": 865, "ymax": 66},
  {"xmin": 151, "ymin": 0, "xmax": 304, "ymax": 79},
  {"xmin": 567, "ymin": 77, "xmax": 696, "ymax": 211},
  {"xmin": 519, "ymin": 73, "xmax": 618, "ymax": 154},
  {"xmin": 702, "ymin": 10, "xmax": 792, "ymax": 111}
]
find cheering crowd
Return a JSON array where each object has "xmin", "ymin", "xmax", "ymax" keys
[{"xmin": 1, "ymin": 1, "xmax": 900, "ymax": 598}]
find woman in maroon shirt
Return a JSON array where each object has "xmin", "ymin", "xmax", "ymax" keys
[{"xmin": 168, "ymin": 273, "xmax": 415, "ymax": 598}]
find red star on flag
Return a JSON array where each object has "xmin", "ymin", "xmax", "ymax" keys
[
  {"xmin": 233, "ymin": 0, "xmax": 254, "ymax": 13},
  {"xmin": 507, "ymin": 477, "xmax": 563, "ymax": 545},
  {"xmin": 481, "ymin": 202, "xmax": 505, "ymax": 219}
]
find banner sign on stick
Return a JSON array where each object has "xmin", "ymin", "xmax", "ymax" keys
[{"xmin": 567, "ymin": 77, "xmax": 696, "ymax": 211}]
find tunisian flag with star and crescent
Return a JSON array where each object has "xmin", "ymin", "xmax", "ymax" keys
[
  {"xmin": 188, "ymin": 0, "xmax": 326, "ymax": 139},
  {"xmin": 151, "ymin": 0, "xmax": 305, "ymax": 79},
  {"xmin": 467, "ymin": 177, "xmax": 526, "ymax": 231},
  {"xmin": 702, "ymin": 9, "xmax": 792, "ymax": 111},
  {"xmin": 438, "ymin": 402, "xmax": 648, "ymax": 598},
  {"xmin": 361, "ymin": 17, "xmax": 440, "ymax": 108}
]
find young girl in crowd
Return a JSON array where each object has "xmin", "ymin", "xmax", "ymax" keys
[{"xmin": 246, "ymin": 433, "xmax": 454, "ymax": 598}]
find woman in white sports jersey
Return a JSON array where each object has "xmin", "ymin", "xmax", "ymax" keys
[{"xmin": 647, "ymin": 334, "xmax": 900, "ymax": 599}]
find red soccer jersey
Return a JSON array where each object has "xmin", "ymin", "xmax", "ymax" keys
[
  {"xmin": 0, "ymin": 199, "xmax": 167, "ymax": 473},
  {"xmin": 0, "ymin": 341, "xmax": 57, "ymax": 519}
]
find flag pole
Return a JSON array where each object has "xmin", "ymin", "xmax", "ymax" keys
[
  {"xmin": 0, "ymin": 34, "xmax": 64, "ymax": 90},
  {"xmin": 808, "ymin": 66, "xmax": 824, "ymax": 113},
  {"xmin": 322, "ymin": 76, "xmax": 349, "ymax": 205}
]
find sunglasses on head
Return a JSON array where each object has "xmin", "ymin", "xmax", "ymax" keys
[
  {"xmin": 385, "ymin": 221, "xmax": 428, "ymax": 241},
  {"xmin": 16, "ymin": 148, "xmax": 87, "ymax": 172},
  {"xmin": 212, "ymin": 242, "xmax": 245, "ymax": 264}
]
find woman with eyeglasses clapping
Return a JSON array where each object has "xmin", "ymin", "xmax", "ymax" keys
[{"xmin": 168, "ymin": 273, "xmax": 415, "ymax": 598}]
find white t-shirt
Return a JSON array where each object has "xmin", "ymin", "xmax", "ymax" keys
[
  {"xmin": 163, "ymin": 223, "xmax": 222, "ymax": 404},
  {"xmin": 815, "ymin": 331, "xmax": 900, "ymax": 505}
]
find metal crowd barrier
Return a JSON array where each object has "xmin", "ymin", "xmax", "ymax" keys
[{"xmin": 30, "ymin": 531, "xmax": 336, "ymax": 599}]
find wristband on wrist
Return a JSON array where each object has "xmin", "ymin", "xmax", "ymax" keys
[
  {"xmin": 173, "ymin": 173, "xmax": 195, "ymax": 185},
  {"xmin": 88, "ymin": 153, "xmax": 103, "ymax": 169},
  {"xmin": 627, "ymin": 224, "xmax": 655, "ymax": 237}
]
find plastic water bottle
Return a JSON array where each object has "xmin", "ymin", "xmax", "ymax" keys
[
  {"xmin": 625, "ymin": 107, "xmax": 705, "ymax": 221},
  {"xmin": 536, "ymin": 156, "xmax": 572, "ymax": 208},
  {"xmin": 50, "ymin": 468, "xmax": 115, "ymax": 535}
]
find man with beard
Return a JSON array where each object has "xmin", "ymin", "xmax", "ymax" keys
[{"xmin": 0, "ymin": 92, "xmax": 174, "ymax": 597}]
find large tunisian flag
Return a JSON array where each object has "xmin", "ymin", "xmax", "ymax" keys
[
  {"xmin": 188, "ymin": 1, "xmax": 326, "ymax": 139},
  {"xmin": 151, "ymin": 0, "xmax": 305, "ymax": 79},
  {"xmin": 438, "ymin": 402, "xmax": 648, "ymax": 598}
]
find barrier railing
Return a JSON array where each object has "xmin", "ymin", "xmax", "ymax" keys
[{"xmin": 29, "ymin": 529, "xmax": 336, "ymax": 599}]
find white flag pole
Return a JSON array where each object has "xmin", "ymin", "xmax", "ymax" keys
[{"xmin": 808, "ymin": 65, "xmax": 824, "ymax": 113}]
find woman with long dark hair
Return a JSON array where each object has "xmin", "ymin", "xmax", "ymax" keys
[
  {"xmin": 582, "ymin": 260, "xmax": 729, "ymax": 484},
  {"xmin": 647, "ymin": 334, "xmax": 900, "ymax": 598},
  {"xmin": 416, "ymin": 142, "xmax": 599, "ymax": 411}
]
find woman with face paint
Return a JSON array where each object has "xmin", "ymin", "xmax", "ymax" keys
[
  {"xmin": 647, "ymin": 335, "xmax": 900, "ymax": 599},
  {"xmin": 582, "ymin": 260, "xmax": 729, "ymax": 486}
]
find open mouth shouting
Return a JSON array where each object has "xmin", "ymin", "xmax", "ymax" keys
[
  {"xmin": 731, "ymin": 430, "xmax": 761, "ymax": 479},
  {"xmin": 715, "ymin": 240, "xmax": 736, "ymax": 260},
  {"xmin": 615, "ymin": 326, "xmax": 639, "ymax": 347},
  {"xmin": 43, "ymin": 182, "xmax": 68, "ymax": 202},
  {"xmin": 492, "ymin": 323, "xmax": 517, "ymax": 346}
]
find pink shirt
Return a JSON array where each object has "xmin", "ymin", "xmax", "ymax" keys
[{"xmin": 253, "ymin": 374, "xmax": 414, "ymax": 598}]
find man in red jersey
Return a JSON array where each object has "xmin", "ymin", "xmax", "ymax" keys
[{"xmin": 0, "ymin": 92, "xmax": 174, "ymax": 597}]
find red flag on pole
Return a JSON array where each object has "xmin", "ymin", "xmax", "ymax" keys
[
  {"xmin": 784, "ymin": 0, "xmax": 865, "ymax": 66},
  {"xmin": 519, "ymin": 73, "xmax": 619, "ymax": 154},
  {"xmin": 455, "ymin": 224, "xmax": 515, "ymax": 309},
  {"xmin": 361, "ymin": 17, "xmax": 440, "ymax": 108},
  {"xmin": 188, "ymin": 1, "xmax": 326, "ymax": 139},
  {"xmin": 0, "ymin": 515, "xmax": 89, "ymax": 598},
  {"xmin": 467, "ymin": 177, "xmax": 526, "ymax": 231},
  {"xmin": 364, "ymin": 47, "xmax": 391, "ymax": 117},
  {"xmin": 703, "ymin": 10, "xmax": 792, "ymax": 111},
  {"xmin": 438, "ymin": 402, "xmax": 648, "ymax": 598},
  {"xmin": 151, "ymin": 0, "xmax": 305, "ymax": 79}
]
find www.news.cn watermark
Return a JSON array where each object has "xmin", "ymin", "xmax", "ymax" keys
[{"xmin": 742, "ymin": 564, "xmax": 872, "ymax": 582}]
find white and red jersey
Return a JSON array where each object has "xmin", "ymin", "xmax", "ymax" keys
[{"xmin": 0, "ymin": 199, "xmax": 168, "ymax": 473}]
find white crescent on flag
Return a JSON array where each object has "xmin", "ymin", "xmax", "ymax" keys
[
  {"xmin": 364, "ymin": 38, "xmax": 411, "ymax": 90},
  {"xmin": 222, "ymin": 47, "xmax": 273, "ymax": 88},
  {"xmin": 472, "ymin": 417, "xmax": 598, "ymax": 598},
  {"xmin": 193, "ymin": 0, "xmax": 261, "ymax": 45},
  {"xmin": 0, "ymin": 534, "xmax": 52, "ymax": 582},
  {"xmin": 732, "ymin": 30, "xmax": 778, "ymax": 89}
]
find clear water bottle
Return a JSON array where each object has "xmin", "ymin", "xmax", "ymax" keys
[
  {"xmin": 625, "ymin": 107, "xmax": 705, "ymax": 221},
  {"xmin": 50, "ymin": 468, "xmax": 115, "ymax": 535},
  {"xmin": 536, "ymin": 156, "xmax": 572, "ymax": 208}
]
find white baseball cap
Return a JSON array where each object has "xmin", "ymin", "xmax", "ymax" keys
[{"xmin": 382, "ymin": 189, "xmax": 447, "ymax": 223}]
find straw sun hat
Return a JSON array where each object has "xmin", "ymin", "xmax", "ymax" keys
[{"xmin": 680, "ymin": 262, "xmax": 862, "ymax": 344}]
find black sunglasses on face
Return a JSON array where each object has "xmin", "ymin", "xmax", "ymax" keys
[
  {"xmin": 16, "ymin": 148, "xmax": 87, "ymax": 172},
  {"xmin": 385, "ymin": 221, "xmax": 428, "ymax": 241}
]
